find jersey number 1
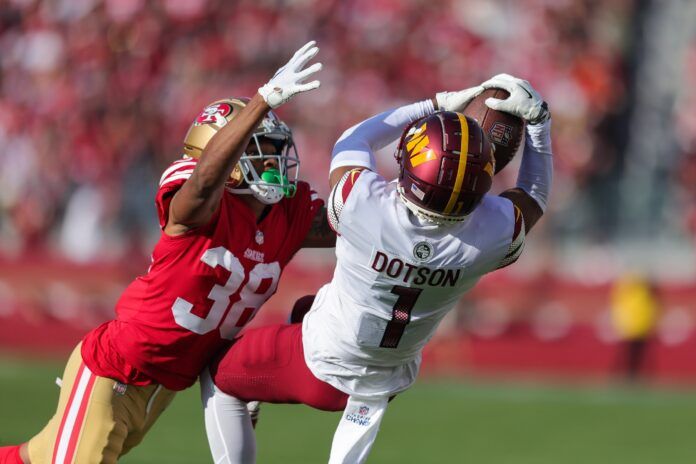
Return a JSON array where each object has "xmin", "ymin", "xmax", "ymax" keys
[
  {"xmin": 172, "ymin": 246, "xmax": 280, "ymax": 340},
  {"xmin": 379, "ymin": 285, "xmax": 422, "ymax": 348}
]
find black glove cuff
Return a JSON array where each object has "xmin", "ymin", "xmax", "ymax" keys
[{"xmin": 529, "ymin": 101, "xmax": 550, "ymax": 125}]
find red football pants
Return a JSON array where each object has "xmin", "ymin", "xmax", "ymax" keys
[{"xmin": 209, "ymin": 323, "xmax": 348, "ymax": 411}]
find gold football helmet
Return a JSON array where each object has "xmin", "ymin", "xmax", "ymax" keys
[{"xmin": 183, "ymin": 97, "xmax": 299, "ymax": 204}]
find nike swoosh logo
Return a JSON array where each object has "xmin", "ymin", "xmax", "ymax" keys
[{"xmin": 520, "ymin": 87, "xmax": 533, "ymax": 99}]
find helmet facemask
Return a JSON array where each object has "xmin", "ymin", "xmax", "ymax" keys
[
  {"xmin": 234, "ymin": 127, "xmax": 300, "ymax": 205},
  {"xmin": 396, "ymin": 186, "xmax": 473, "ymax": 226}
]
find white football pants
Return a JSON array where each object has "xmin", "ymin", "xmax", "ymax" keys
[
  {"xmin": 200, "ymin": 368, "xmax": 256, "ymax": 464},
  {"xmin": 201, "ymin": 367, "xmax": 389, "ymax": 464},
  {"xmin": 328, "ymin": 395, "xmax": 389, "ymax": 464}
]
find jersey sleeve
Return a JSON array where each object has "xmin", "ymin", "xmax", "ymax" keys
[
  {"xmin": 155, "ymin": 158, "xmax": 198, "ymax": 229},
  {"xmin": 496, "ymin": 204, "xmax": 525, "ymax": 269},
  {"xmin": 327, "ymin": 168, "xmax": 365, "ymax": 235}
]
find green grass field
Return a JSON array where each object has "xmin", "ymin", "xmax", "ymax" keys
[{"xmin": 2, "ymin": 357, "xmax": 696, "ymax": 463}]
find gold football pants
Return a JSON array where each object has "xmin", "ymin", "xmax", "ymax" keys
[{"xmin": 27, "ymin": 343, "xmax": 176, "ymax": 464}]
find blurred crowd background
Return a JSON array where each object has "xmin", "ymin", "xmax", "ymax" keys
[
  {"xmin": 1, "ymin": 0, "xmax": 694, "ymax": 266},
  {"xmin": 1, "ymin": 0, "xmax": 696, "ymax": 380}
]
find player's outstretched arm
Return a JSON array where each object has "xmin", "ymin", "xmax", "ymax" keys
[
  {"xmin": 328, "ymin": 86, "xmax": 484, "ymax": 189},
  {"xmin": 166, "ymin": 41, "xmax": 322, "ymax": 235},
  {"xmin": 482, "ymin": 73, "xmax": 552, "ymax": 233},
  {"xmin": 167, "ymin": 94, "xmax": 271, "ymax": 235}
]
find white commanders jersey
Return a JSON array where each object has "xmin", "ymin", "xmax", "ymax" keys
[{"xmin": 303, "ymin": 169, "xmax": 525, "ymax": 397}]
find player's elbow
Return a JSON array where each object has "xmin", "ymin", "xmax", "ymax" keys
[
  {"xmin": 188, "ymin": 166, "xmax": 224, "ymax": 199},
  {"xmin": 332, "ymin": 127, "xmax": 372, "ymax": 159},
  {"xmin": 523, "ymin": 201, "xmax": 544, "ymax": 232},
  {"xmin": 499, "ymin": 188, "xmax": 544, "ymax": 233}
]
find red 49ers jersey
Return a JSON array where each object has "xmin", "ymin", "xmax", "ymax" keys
[{"xmin": 81, "ymin": 158, "xmax": 323, "ymax": 391}]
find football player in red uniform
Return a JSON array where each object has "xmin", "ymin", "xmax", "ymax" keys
[{"xmin": 0, "ymin": 41, "xmax": 332, "ymax": 464}]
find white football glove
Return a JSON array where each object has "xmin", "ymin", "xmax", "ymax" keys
[
  {"xmin": 481, "ymin": 73, "xmax": 550, "ymax": 124},
  {"xmin": 258, "ymin": 41, "xmax": 322, "ymax": 108},
  {"xmin": 435, "ymin": 86, "xmax": 484, "ymax": 112}
]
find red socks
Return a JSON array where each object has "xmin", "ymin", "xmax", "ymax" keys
[{"xmin": 0, "ymin": 445, "xmax": 24, "ymax": 464}]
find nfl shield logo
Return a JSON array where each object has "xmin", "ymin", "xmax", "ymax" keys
[
  {"xmin": 488, "ymin": 122, "xmax": 513, "ymax": 147},
  {"xmin": 113, "ymin": 382, "xmax": 128, "ymax": 396},
  {"xmin": 255, "ymin": 231, "xmax": 264, "ymax": 245},
  {"xmin": 358, "ymin": 406, "xmax": 370, "ymax": 416}
]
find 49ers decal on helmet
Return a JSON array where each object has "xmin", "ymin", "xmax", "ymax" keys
[{"xmin": 195, "ymin": 103, "xmax": 233, "ymax": 126}]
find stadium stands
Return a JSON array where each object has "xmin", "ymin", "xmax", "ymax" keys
[{"xmin": 1, "ymin": 0, "xmax": 695, "ymax": 379}]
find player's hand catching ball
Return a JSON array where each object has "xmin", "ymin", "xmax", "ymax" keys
[
  {"xmin": 258, "ymin": 41, "xmax": 323, "ymax": 108},
  {"xmin": 481, "ymin": 74, "xmax": 550, "ymax": 124},
  {"xmin": 435, "ymin": 85, "xmax": 484, "ymax": 112}
]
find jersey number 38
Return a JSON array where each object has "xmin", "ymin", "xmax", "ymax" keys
[{"xmin": 171, "ymin": 246, "xmax": 280, "ymax": 340}]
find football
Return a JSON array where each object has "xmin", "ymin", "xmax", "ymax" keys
[{"xmin": 462, "ymin": 88, "xmax": 525, "ymax": 174}]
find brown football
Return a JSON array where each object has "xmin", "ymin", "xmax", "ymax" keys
[{"xmin": 462, "ymin": 88, "xmax": 525, "ymax": 174}]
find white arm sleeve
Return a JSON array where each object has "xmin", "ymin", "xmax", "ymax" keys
[
  {"xmin": 328, "ymin": 395, "xmax": 390, "ymax": 464},
  {"xmin": 200, "ymin": 368, "xmax": 257, "ymax": 464},
  {"xmin": 516, "ymin": 119, "xmax": 553, "ymax": 212},
  {"xmin": 330, "ymin": 99, "xmax": 436, "ymax": 172}
]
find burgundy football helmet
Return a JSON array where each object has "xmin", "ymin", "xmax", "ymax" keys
[{"xmin": 395, "ymin": 111, "xmax": 495, "ymax": 224}]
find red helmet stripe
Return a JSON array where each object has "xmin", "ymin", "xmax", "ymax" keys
[{"xmin": 443, "ymin": 113, "xmax": 469, "ymax": 214}]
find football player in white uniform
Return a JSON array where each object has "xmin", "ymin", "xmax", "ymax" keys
[{"xmin": 200, "ymin": 73, "xmax": 552, "ymax": 463}]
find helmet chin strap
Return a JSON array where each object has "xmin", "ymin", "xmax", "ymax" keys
[
  {"xmin": 397, "ymin": 187, "xmax": 469, "ymax": 226},
  {"xmin": 251, "ymin": 184, "xmax": 285, "ymax": 204},
  {"xmin": 226, "ymin": 186, "xmax": 284, "ymax": 204},
  {"xmin": 226, "ymin": 168, "xmax": 294, "ymax": 205}
]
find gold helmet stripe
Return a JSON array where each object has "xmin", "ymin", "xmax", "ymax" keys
[{"xmin": 443, "ymin": 114, "xmax": 469, "ymax": 215}]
